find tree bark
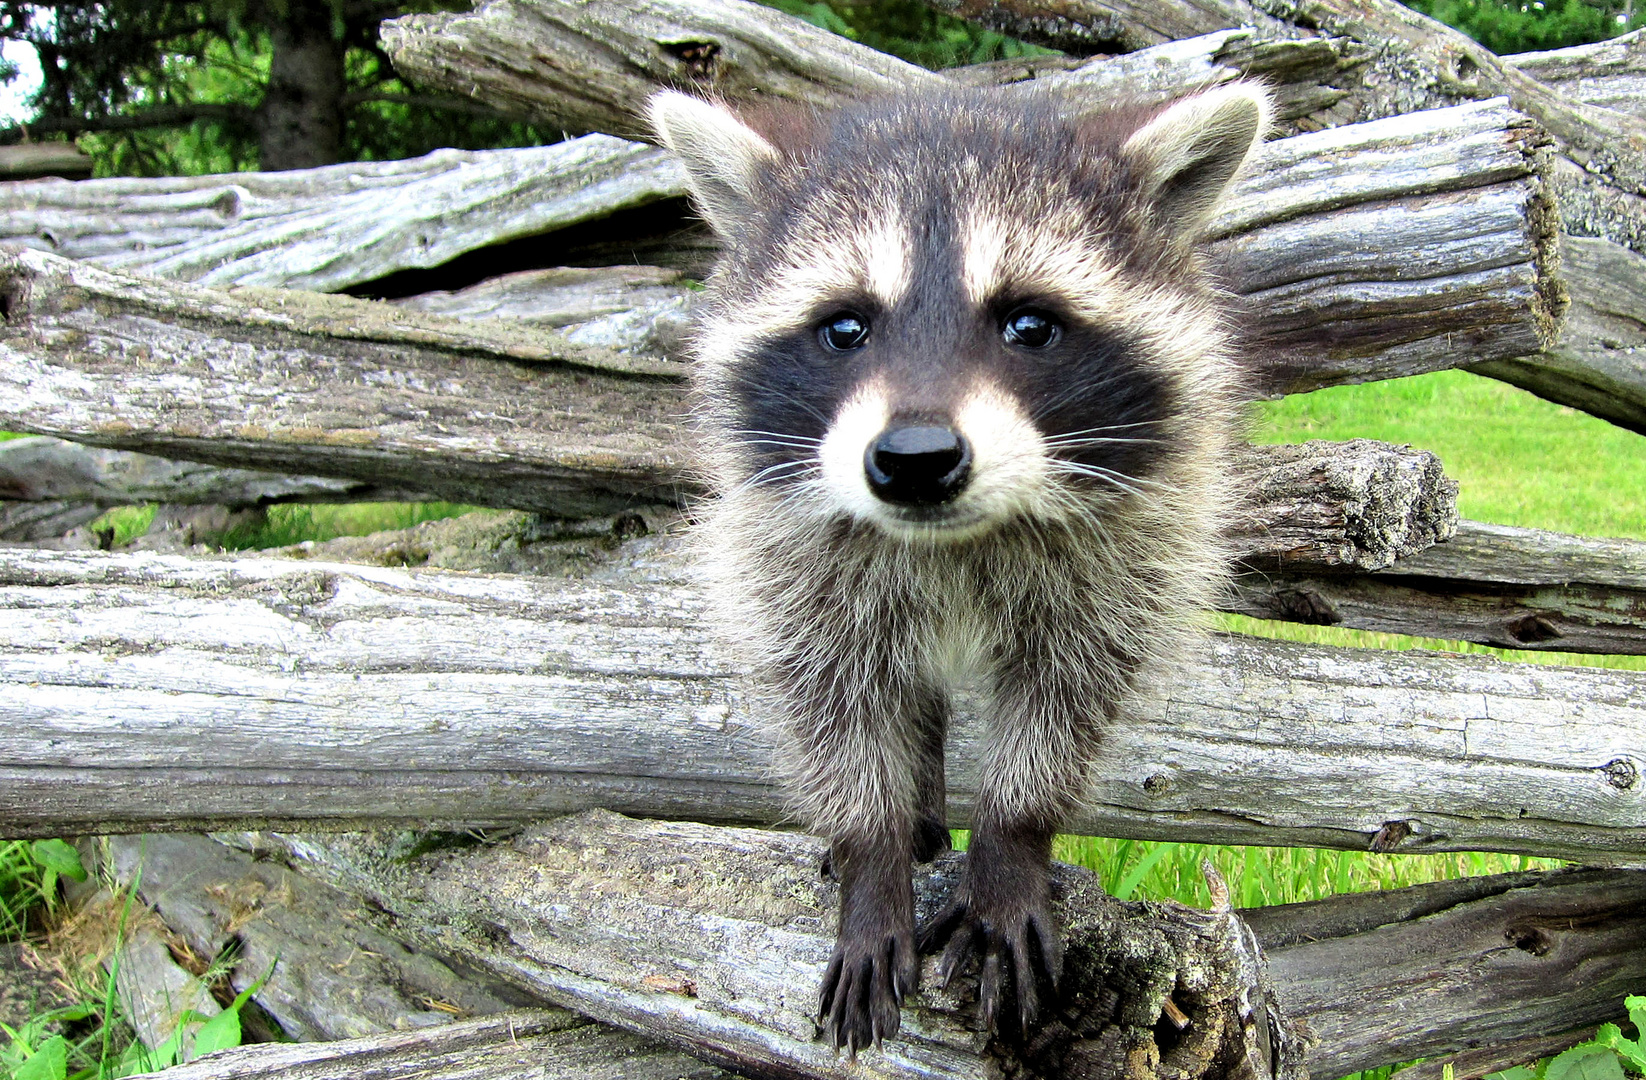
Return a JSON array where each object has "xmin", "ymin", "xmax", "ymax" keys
[
  {"xmin": 3, "ymin": 545, "xmax": 1642, "ymax": 861},
  {"xmin": 0, "ymin": 137, "xmax": 687, "ymax": 292},
  {"xmin": 223, "ymin": 812, "xmax": 1645, "ymax": 1080},
  {"xmin": 1232, "ymin": 519, "xmax": 1646, "ymax": 654},
  {"xmin": 256, "ymin": 0, "xmax": 347, "ymax": 171}
]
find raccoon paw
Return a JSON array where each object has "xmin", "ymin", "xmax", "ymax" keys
[
  {"xmin": 919, "ymin": 890, "xmax": 1062, "ymax": 1040},
  {"xmin": 817, "ymin": 925, "xmax": 917, "ymax": 1058}
]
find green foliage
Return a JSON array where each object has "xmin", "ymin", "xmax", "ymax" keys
[
  {"xmin": 1404, "ymin": 0, "xmax": 1644, "ymax": 54},
  {"xmin": 2, "ymin": 1, "xmax": 549, "ymax": 177},
  {"xmin": 0, "ymin": 843, "xmax": 85, "ymax": 940},
  {"xmin": 1487, "ymin": 996, "xmax": 1646, "ymax": 1080},
  {"xmin": 762, "ymin": 0, "xmax": 1055, "ymax": 69}
]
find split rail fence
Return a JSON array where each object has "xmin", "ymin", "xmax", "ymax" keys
[{"xmin": 1, "ymin": 1, "xmax": 1644, "ymax": 1078}]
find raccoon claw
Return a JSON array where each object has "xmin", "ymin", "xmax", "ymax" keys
[
  {"xmin": 818, "ymin": 931, "xmax": 917, "ymax": 1057},
  {"xmin": 919, "ymin": 895, "xmax": 1062, "ymax": 1039}
]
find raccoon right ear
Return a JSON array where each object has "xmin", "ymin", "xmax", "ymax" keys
[
  {"xmin": 1120, "ymin": 82, "xmax": 1272, "ymax": 247},
  {"xmin": 647, "ymin": 90, "xmax": 778, "ymax": 237}
]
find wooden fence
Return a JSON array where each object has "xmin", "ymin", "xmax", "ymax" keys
[{"xmin": 1, "ymin": 1, "xmax": 1644, "ymax": 1079}]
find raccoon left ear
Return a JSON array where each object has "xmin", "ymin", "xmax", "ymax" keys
[
  {"xmin": 647, "ymin": 90, "xmax": 778, "ymax": 237},
  {"xmin": 1121, "ymin": 82, "xmax": 1272, "ymax": 245}
]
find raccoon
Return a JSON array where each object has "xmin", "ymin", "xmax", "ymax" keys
[{"xmin": 647, "ymin": 82, "xmax": 1270, "ymax": 1053}]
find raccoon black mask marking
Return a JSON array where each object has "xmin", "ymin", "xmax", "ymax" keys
[{"xmin": 649, "ymin": 82, "xmax": 1270, "ymax": 1054}]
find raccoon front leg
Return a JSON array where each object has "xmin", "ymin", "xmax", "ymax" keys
[
  {"xmin": 921, "ymin": 662, "xmax": 1104, "ymax": 1038},
  {"xmin": 783, "ymin": 666, "xmax": 934, "ymax": 1054}
]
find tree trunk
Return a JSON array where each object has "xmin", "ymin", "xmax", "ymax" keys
[{"xmin": 256, "ymin": 0, "xmax": 347, "ymax": 171}]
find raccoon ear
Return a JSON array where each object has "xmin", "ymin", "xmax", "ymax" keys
[
  {"xmin": 1120, "ymin": 82, "xmax": 1272, "ymax": 244},
  {"xmin": 647, "ymin": 90, "xmax": 778, "ymax": 237}
]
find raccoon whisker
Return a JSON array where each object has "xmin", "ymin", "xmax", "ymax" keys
[
  {"xmin": 1027, "ymin": 379, "xmax": 1148, "ymax": 422},
  {"xmin": 1042, "ymin": 421, "xmax": 1163, "ymax": 438},
  {"xmin": 1047, "ymin": 460, "xmax": 1163, "ymax": 498},
  {"xmin": 1041, "ymin": 435, "xmax": 1163, "ymax": 449},
  {"xmin": 736, "ymin": 438, "xmax": 827, "ymax": 452},
  {"xmin": 739, "ymin": 460, "xmax": 822, "ymax": 491},
  {"xmin": 728, "ymin": 429, "xmax": 825, "ymax": 446}
]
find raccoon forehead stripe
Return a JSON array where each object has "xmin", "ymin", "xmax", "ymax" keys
[
  {"xmin": 777, "ymin": 204, "xmax": 912, "ymax": 311},
  {"xmin": 960, "ymin": 208, "xmax": 1122, "ymax": 312}
]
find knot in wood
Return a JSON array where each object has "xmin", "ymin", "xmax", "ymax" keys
[
  {"xmin": 661, "ymin": 39, "xmax": 721, "ymax": 80},
  {"xmin": 1600, "ymin": 757, "xmax": 1638, "ymax": 791}
]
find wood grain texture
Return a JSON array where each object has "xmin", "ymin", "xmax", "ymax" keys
[
  {"xmin": 1509, "ymin": 29, "xmax": 1646, "ymax": 121},
  {"xmin": 0, "ymin": 139, "xmax": 687, "ymax": 292},
  {"xmin": 122, "ymin": 1011, "xmax": 735, "ymax": 1080},
  {"xmin": 0, "ymin": 247, "xmax": 691, "ymax": 519},
  {"xmin": 2, "ymin": 546, "xmax": 1641, "ymax": 860},
  {"xmin": 232, "ymin": 813, "xmax": 1645, "ymax": 1080},
  {"xmin": 99, "ymin": 833, "xmax": 546, "ymax": 1043},
  {"xmin": 1232, "ymin": 519, "xmax": 1646, "ymax": 654},
  {"xmin": 391, "ymin": 265, "xmax": 696, "ymax": 358}
]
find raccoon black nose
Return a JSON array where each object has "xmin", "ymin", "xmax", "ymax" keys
[{"xmin": 864, "ymin": 425, "xmax": 972, "ymax": 506}]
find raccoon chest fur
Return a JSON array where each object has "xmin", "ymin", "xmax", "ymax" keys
[{"xmin": 651, "ymin": 81, "xmax": 1270, "ymax": 1052}]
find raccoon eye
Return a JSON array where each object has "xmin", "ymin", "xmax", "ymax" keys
[
  {"xmin": 1002, "ymin": 308, "xmax": 1061, "ymax": 349},
  {"xmin": 818, "ymin": 312, "xmax": 870, "ymax": 352}
]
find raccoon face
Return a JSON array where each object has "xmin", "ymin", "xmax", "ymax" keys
[{"xmin": 650, "ymin": 85, "xmax": 1269, "ymax": 541}]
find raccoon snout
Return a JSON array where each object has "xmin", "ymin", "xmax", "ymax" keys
[{"xmin": 864, "ymin": 424, "xmax": 972, "ymax": 506}]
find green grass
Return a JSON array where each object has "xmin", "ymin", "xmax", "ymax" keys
[
  {"xmin": 1252, "ymin": 368, "xmax": 1646, "ymax": 541},
  {"xmin": 212, "ymin": 501, "xmax": 480, "ymax": 550}
]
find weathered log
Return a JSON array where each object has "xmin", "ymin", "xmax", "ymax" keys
[
  {"xmin": 948, "ymin": 29, "xmax": 1376, "ymax": 133},
  {"xmin": 232, "ymin": 812, "xmax": 1645, "ymax": 1080},
  {"xmin": 2, "ymin": 545, "xmax": 1642, "ymax": 860},
  {"xmin": 93, "ymin": 833, "xmax": 569, "ymax": 1041},
  {"xmin": 0, "ymin": 498, "xmax": 106, "ymax": 544},
  {"xmin": 391, "ymin": 265, "xmax": 697, "ymax": 357},
  {"xmin": 0, "ymin": 248, "xmax": 1464, "ymax": 566},
  {"xmin": 219, "ymin": 811, "xmax": 1305, "ymax": 1080},
  {"xmin": 1393, "ymin": 1028, "xmax": 1603, "ymax": 1080},
  {"xmin": 0, "ymin": 139, "xmax": 687, "ymax": 293},
  {"xmin": 0, "ymin": 436, "xmax": 435, "ymax": 509},
  {"xmin": 1509, "ymin": 29, "xmax": 1646, "ymax": 122},
  {"xmin": 1234, "ymin": 438, "xmax": 1456, "ymax": 571},
  {"xmin": 122, "ymin": 1010, "xmax": 736, "ymax": 1080},
  {"xmin": 0, "ymin": 247, "xmax": 690, "ymax": 520},
  {"xmin": 108, "ymin": 919, "xmax": 223, "ymax": 1060},
  {"xmin": 928, "ymin": 0, "xmax": 1646, "ymax": 203},
  {"xmin": 1237, "ymin": 867, "xmax": 1646, "ymax": 1076},
  {"xmin": 1468, "ymin": 233, "xmax": 1646, "ymax": 436},
  {"xmin": 1232, "ymin": 519, "xmax": 1646, "ymax": 654},
  {"xmin": 380, "ymin": 0, "xmax": 942, "ymax": 140},
  {"xmin": 0, "ymin": 143, "xmax": 93, "ymax": 181}
]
